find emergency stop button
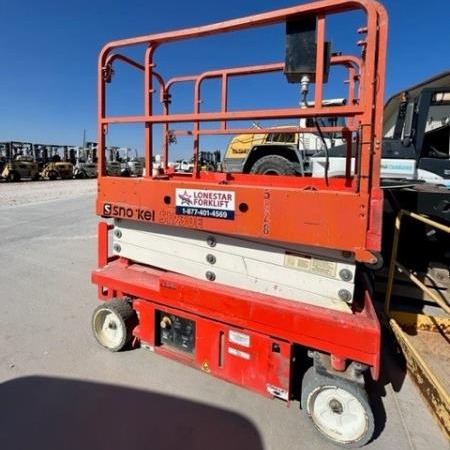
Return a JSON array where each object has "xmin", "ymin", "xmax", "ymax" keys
[{"xmin": 160, "ymin": 316, "xmax": 172, "ymax": 329}]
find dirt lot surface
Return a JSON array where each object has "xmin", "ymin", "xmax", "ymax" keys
[{"xmin": 0, "ymin": 179, "xmax": 96, "ymax": 207}]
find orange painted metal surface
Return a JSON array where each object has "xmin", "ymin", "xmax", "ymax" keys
[
  {"xmin": 96, "ymin": 0, "xmax": 388, "ymax": 262},
  {"xmin": 97, "ymin": 175, "xmax": 375, "ymax": 260}
]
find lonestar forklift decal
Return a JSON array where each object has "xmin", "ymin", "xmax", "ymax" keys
[{"xmin": 175, "ymin": 188, "xmax": 236, "ymax": 220}]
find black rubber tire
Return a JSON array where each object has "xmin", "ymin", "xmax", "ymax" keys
[
  {"xmin": 48, "ymin": 170, "xmax": 58, "ymax": 180},
  {"xmin": 8, "ymin": 171, "xmax": 21, "ymax": 182},
  {"xmin": 250, "ymin": 155, "xmax": 296, "ymax": 176},
  {"xmin": 91, "ymin": 299, "xmax": 138, "ymax": 352},
  {"xmin": 76, "ymin": 171, "xmax": 86, "ymax": 179},
  {"xmin": 301, "ymin": 367, "xmax": 375, "ymax": 448}
]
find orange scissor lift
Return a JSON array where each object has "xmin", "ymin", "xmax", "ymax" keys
[{"xmin": 91, "ymin": 1, "xmax": 388, "ymax": 446}]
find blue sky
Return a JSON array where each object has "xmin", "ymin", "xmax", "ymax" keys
[{"xmin": 1, "ymin": 0, "xmax": 449, "ymax": 158}]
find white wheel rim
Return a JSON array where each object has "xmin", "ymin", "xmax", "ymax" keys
[
  {"xmin": 309, "ymin": 385, "xmax": 368, "ymax": 443},
  {"xmin": 93, "ymin": 309, "xmax": 125, "ymax": 349}
]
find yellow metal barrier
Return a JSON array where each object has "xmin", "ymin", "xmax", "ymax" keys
[{"xmin": 384, "ymin": 210, "xmax": 450, "ymax": 439}]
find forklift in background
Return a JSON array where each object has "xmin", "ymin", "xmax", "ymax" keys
[
  {"xmin": 72, "ymin": 142, "xmax": 132, "ymax": 177},
  {"xmin": 105, "ymin": 146, "xmax": 122, "ymax": 177},
  {"xmin": 34, "ymin": 144, "xmax": 74, "ymax": 180},
  {"xmin": 384, "ymin": 79, "xmax": 450, "ymax": 211},
  {"xmin": 175, "ymin": 150, "xmax": 222, "ymax": 173},
  {"xmin": 0, "ymin": 141, "xmax": 39, "ymax": 182},
  {"xmin": 199, "ymin": 150, "xmax": 222, "ymax": 171},
  {"xmin": 383, "ymin": 76, "xmax": 450, "ymax": 185},
  {"xmin": 91, "ymin": 1, "xmax": 389, "ymax": 447},
  {"xmin": 70, "ymin": 143, "xmax": 98, "ymax": 178},
  {"xmin": 311, "ymin": 84, "xmax": 450, "ymax": 189},
  {"xmin": 113, "ymin": 147, "xmax": 144, "ymax": 177}
]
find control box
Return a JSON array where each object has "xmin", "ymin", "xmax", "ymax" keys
[{"xmin": 158, "ymin": 311, "xmax": 196, "ymax": 354}]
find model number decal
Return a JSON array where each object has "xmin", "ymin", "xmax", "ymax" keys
[
  {"xmin": 175, "ymin": 189, "xmax": 235, "ymax": 220},
  {"xmin": 103, "ymin": 203, "xmax": 155, "ymax": 222}
]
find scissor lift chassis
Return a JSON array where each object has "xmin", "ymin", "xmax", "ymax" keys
[{"xmin": 93, "ymin": 222, "xmax": 381, "ymax": 395}]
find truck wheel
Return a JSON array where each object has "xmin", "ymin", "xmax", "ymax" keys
[
  {"xmin": 250, "ymin": 155, "xmax": 296, "ymax": 175},
  {"xmin": 48, "ymin": 170, "xmax": 58, "ymax": 180},
  {"xmin": 76, "ymin": 170, "xmax": 86, "ymax": 179},
  {"xmin": 301, "ymin": 367, "xmax": 374, "ymax": 448},
  {"xmin": 92, "ymin": 299, "xmax": 138, "ymax": 352}
]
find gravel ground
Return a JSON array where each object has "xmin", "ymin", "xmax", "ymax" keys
[{"xmin": 0, "ymin": 179, "xmax": 97, "ymax": 207}]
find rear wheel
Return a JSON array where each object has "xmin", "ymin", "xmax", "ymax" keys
[
  {"xmin": 76, "ymin": 170, "xmax": 86, "ymax": 179},
  {"xmin": 250, "ymin": 154, "xmax": 296, "ymax": 175},
  {"xmin": 92, "ymin": 299, "xmax": 138, "ymax": 352},
  {"xmin": 301, "ymin": 367, "xmax": 375, "ymax": 448},
  {"xmin": 48, "ymin": 170, "xmax": 58, "ymax": 180}
]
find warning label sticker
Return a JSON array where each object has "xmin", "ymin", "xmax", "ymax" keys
[
  {"xmin": 175, "ymin": 189, "xmax": 235, "ymax": 220},
  {"xmin": 228, "ymin": 347, "xmax": 251, "ymax": 360},
  {"xmin": 229, "ymin": 330, "xmax": 251, "ymax": 348},
  {"xmin": 284, "ymin": 252, "xmax": 337, "ymax": 278}
]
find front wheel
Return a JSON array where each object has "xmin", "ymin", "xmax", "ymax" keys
[
  {"xmin": 7, "ymin": 171, "xmax": 21, "ymax": 182},
  {"xmin": 249, "ymin": 154, "xmax": 296, "ymax": 175},
  {"xmin": 301, "ymin": 367, "xmax": 375, "ymax": 448},
  {"xmin": 92, "ymin": 299, "xmax": 138, "ymax": 352}
]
